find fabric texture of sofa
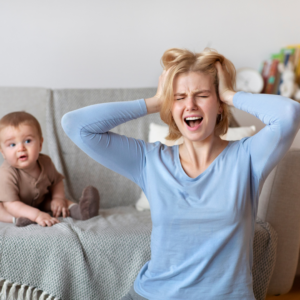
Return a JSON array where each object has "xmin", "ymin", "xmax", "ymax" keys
[{"xmin": 0, "ymin": 87, "xmax": 299, "ymax": 300}]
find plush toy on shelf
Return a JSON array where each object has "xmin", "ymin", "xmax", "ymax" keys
[{"xmin": 278, "ymin": 61, "xmax": 300, "ymax": 101}]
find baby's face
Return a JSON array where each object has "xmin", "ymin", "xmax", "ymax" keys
[{"xmin": 0, "ymin": 123, "xmax": 43, "ymax": 172}]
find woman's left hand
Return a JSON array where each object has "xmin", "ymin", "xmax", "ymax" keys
[{"xmin": 215, "ymin": 61, "xmax": 236, "ymax": 106}]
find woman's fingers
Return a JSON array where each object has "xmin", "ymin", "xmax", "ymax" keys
[
  {"xmin": 215, "ymin": 61, "xmax": 228, "ymax": 87},
  {"xmin": 215, "ymin": 61, "xmax": 235, "ymax": 104},
  {"xmin": 156, "ymin": 69, "xmax": 170, "ymax": 99}
]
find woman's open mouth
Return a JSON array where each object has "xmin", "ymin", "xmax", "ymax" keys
[{"xmin": 184, "ymin": 116, "xmax": 203, "ymax": 131}]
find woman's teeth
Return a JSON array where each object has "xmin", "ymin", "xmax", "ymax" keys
[{"xmin": 185, "ymin": 117, "xmax": 203, "ymax": 128}]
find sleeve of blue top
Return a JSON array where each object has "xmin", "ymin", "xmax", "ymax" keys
[
  {"xmin": 61, "ymin": 99, "xmax": 148, "ymax": 187},
  {"xmin": 233, "ymin": 91, "xmax": 300, "ymax": 181}
]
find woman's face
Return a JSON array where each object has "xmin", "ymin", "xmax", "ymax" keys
[{"xmin": 171, "ymin": 71, "xmax": 222, "ymax": 143}]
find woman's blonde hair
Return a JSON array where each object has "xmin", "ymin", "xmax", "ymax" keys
[{"xmin": 160, "ymin": 48, "xmax": 236, "ymax": 140}]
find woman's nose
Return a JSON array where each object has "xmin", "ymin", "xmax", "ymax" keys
[{"xmin": 186, "ymin": 96, "xmax": 197, "ymax": 110}]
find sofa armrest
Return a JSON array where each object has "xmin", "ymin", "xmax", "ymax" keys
[{"xmin": 257, "ymin": 148, "xmax": 300, "ymax": 295}]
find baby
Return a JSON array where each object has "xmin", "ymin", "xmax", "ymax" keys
[{"xmin": 0, "ymin": 111, "xmax": 99, "ymax": 227}]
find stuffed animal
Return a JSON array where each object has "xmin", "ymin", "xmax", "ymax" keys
[{"xmin": 278, "ymin": 61, "xmax": 300, "ymax": 101}]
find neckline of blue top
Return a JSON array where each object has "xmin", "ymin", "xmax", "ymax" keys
[{"xmin": 175, "ymin": 141, "xmax": 233, "ymax": 181}]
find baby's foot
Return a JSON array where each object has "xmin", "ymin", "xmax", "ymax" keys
[
  {"xmin": 80, "ymin": 186, "xmax": 100, "ymax": 220},
  {"xmin": 15, "ymin": 217, "xmax": 36, "ymax": 227},
  {"xmin": 69, "ymin": 186, "xmax": 100, "ymax": 220}
]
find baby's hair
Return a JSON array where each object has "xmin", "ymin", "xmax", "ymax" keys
[
  {"xmin": 159, "ymin": 48, "xmax": 236, "ymax": 140},
  {"xmin": 0, "ymin": 111, "xmax": 43, "ymax": 140}
]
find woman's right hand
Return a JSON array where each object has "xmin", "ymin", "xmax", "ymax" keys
[
  {"xmin": 145, "ymin": 69, "xmax": 169, "ymax": 114},
  {"xmin": 215, "ymin": 61, "xmax": 235, "ymax": 106}
]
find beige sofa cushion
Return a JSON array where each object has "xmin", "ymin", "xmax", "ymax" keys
[{"xmin": 258, "ymin": 149, "xmax": 300, "ymax": 295}]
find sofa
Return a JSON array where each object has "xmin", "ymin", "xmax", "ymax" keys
[{"xmin": 0, "ymin": 87, "xmax": 299, "ymax": 300}]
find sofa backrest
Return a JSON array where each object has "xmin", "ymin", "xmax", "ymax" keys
[
  {"xmin": 48, "ymin": 88, "xmax": 165, "ymax": 208},
  {"xmin": 0, "ymin": 86, "xmax": 239, "ymax": 209}
]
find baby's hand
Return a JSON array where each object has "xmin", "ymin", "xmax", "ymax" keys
[
  {"xmin": 35, "ymin": 211, "xmax": 59, "ymax": 227},
  {"xmin": 51, "ymin": 197, "xmax": 69, "ymax": 218}
]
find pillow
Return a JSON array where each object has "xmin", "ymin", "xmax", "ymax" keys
[
  {"xmin": 148, "ymin": 123, "xmax": 183, "ymax": 146},
  {"xmin": 220, "ymin": 125, "xmax": 256, "ymax": 141},
  {"xmin": 135, "ymin": 123, "xmax": 256, "ymax": 211}
]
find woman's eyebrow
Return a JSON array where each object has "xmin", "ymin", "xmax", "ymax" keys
[
  {"xmin": 192, "ymin": 89, "xmax": 211, "ymax": 94},
  {"xmin": 174, "ymin": 92, "xmax": 186, "ymax": 96},
  {"xmin": 174, "ymin": 90, "xmax": 211, "ymax": 96}
]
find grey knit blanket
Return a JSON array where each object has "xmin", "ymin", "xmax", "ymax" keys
[
  {"xmin": 0, "ymin": 216, "xmax": 277, "ymax": 300},
  {"xmin": 0, "ymin": 207, "xmax": 152, "ymax": 300}
]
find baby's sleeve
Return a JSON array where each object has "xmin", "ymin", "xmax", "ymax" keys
[{"xmin": 0, "ymin": 167, "xmax": 20, "ymax": 203}]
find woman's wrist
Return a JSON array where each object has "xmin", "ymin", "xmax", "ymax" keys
[
  {"xmin": 221, "ymin": 91, "xmax": 236, "ymax": 106},
  {"xmin": 145, "ymin": 96, "xmax": 161, "ymax": 114}
]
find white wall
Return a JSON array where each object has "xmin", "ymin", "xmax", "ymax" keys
[
  {"xmin": 1, "ymin": 0, "xmax": 300, "ymax": 89},
  {"xmin": 1, "ymin": 0, "xmax": 300, "ymax": 147}
]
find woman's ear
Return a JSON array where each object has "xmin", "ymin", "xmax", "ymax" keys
[{"xmin": 218, "ymin": 102, "xmax": 224, "ymax": 115}]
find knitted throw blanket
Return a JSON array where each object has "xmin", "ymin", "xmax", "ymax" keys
[
  {"xmin": 0, "ymin": 207, "xmax": 152, "ymax": 300},
  {"xmin": 0, "ymin": 217, "xmax": 277, "ymax": 300}
]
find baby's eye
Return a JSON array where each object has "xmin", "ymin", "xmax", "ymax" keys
[
  {"xmin": 9, "ymin": 143, "xmax": 16, "ymax": 147},
  {"xmin": 25, "ymin": 139, "xmax": 31, "ymax": 144}
]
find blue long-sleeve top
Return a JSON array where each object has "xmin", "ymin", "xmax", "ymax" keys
[{"xmin": 61, "ymin": 92, "xmax": 300, "ymax": 300}]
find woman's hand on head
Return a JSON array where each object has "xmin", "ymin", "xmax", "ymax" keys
[
  {"xmin": 145, "ymin": 69, "xmax": 169, "ymax": 114},
  {"xmin": 155, "ymin": 69, "xmax": 168, "ymax": 100},
  {"xmin": 215, "ymin": 61, "xmax": 235, "ymax": 106}
]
